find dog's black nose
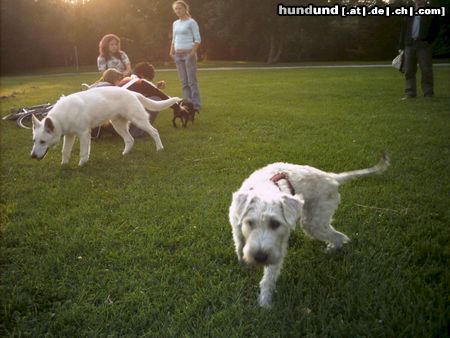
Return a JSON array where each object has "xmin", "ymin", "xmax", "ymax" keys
[
  {"xmin": 254, "ymin": 251, "xmax": 269, "ymax": 263},
  {"xmin": 31, "ymin": 153, "xmax": 37, "ymax": 159}
]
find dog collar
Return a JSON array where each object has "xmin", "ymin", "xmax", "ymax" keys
[{"xmin": 270, "ymin": 173, "xmax": 295, "ymax": 195}]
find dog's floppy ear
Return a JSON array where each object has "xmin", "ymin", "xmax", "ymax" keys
[
  {"xmin": 281, "ymin": 194, "xmax": 304, "ymax": 227},
  {"xmin": 229, "ymin": 192, "xmax": 255, "ymax": 227},
  {"xmin": 44, "ymin": 117, "xmax": 55, "ymax": 133},
  {"xmin": 31, "ymin": 114, "xmax": 41, "ymax": 129}
]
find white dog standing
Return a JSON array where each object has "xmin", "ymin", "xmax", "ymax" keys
[
  {"xmin": 229, "ymin": 154, "xmax": 389, "ymax": 308},
  {"xmin": 31, "ymin": 87, "xmax": 180, "ymax": 166}
]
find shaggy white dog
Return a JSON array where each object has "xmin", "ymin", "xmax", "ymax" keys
[
  {"xmin": 229, "ymin": 154, "xmax": 389, "ymax": 308},
  {"xmin": 31, "ymin": 87, "xmax": 181, "ymax": 166}
]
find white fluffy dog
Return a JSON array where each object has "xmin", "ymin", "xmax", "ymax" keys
[
  {"xmin": 31, "ymin": 87, "xmax": 181, "ymax": 166},
  {"xmin": 229, "ymin": 154, "xmax": 389, "ymax": 308}
]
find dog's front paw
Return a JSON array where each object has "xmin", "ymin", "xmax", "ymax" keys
[
  {"xmin": 325, "ymin": 238, "xmax": 350, "ymax": 253},
  {"xmin": 258, "ymin": 292, "xmax": 273, "ymax": 309}
]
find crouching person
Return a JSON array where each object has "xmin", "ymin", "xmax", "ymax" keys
[{"xmin": 120, "ymin": 62, "xmax": 185, "ymax": 124}]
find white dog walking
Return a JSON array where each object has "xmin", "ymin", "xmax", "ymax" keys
[
  {"xmin": 229, "ymin": 154, "xmax": 389, "ymax": 308},
  {"xmin": 31, "ymin": 87, "xmax": 181, "ymax": 166}
]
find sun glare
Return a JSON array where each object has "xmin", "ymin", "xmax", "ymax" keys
[{"xmin": 63, "ymin": 0, "xmax": 91, "ymax": 4}]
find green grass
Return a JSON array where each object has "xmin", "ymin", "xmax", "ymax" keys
[{"xmin": 1, "ymin": 66, "xmax": 449, "ymax": 337}]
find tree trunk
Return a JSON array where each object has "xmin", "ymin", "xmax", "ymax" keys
[{"xmin": 267, "ymin": 32, "xmax": 283, "ymax": 64}]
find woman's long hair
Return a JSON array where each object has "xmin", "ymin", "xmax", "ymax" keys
[{"xmin": 98, "ymin": 34, "xmax": 122, "ymax": 61}]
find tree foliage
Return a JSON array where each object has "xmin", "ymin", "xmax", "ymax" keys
[{"xmin": 1, "ymin": 0, "xmax": 448, "ymax": 73}]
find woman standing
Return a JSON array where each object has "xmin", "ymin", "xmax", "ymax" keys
[
  {"xmin": 97, "ymin": 34, "xmax": 132, "ymax": 76},
  {"xmin": 170, "ymin": 1, "xmax": 201, "ymax": 112}
]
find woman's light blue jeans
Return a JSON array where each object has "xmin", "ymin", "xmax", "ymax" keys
[{"xmin": 174, "ymin": 51, "xmax": 201, "ymax": 111}]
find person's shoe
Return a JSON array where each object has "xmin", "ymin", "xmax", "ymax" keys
[
  {"xmin": 81, "ymin": 83, "xmax": 90, "ymax": 91},
  {"xmin": 401, "ymin": 95, "xmax": 416, "ymax": 101}
]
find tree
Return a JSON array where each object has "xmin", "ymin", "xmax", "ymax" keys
[{"xmin": 1, "ymin": 0, "xmax": 448, "ymax": 73}]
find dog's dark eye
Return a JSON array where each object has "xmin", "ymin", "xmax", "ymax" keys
[
  {"xmin": 269, "ymin": 219, "xmax": 281, "ymax": 230},
  {"xmin": 246, "ymin": 220, "xmax": 254, "ymax": 228},
  {"xmin": 40, "ymin": 140, "xmax": 46, "ymax": 145}
]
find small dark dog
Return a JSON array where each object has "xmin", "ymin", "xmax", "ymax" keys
[{"xmin": 173, "ymin": 99, "xmax": 196, "ymax": 128}]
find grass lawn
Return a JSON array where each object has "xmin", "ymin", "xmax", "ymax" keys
[{"xmin": 1, "ymin": 65, "xmax": 449, "ymax": 337}]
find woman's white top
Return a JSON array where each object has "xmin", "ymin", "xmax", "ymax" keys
[{"xmin": 172, "ymin": 18, "xmax": 201, "ymax": 51}]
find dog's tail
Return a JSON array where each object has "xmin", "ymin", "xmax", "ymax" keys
[
  {"xmin": 331, "ymin": 153, "xmax": 390, "ymax": 184},
  {"xmin": 134, "ymin": 93, "xmax": 181, "ymax": 112}
]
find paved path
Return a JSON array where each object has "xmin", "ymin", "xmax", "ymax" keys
[
  {"xmin": 157, "ymin": 63, "xmax": 450, "ymax": 73},
  {"xmin": 31, "ymin": 62, "xmax": 450, "ymax": 78}
]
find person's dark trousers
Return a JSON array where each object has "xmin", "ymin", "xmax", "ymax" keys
[{"xmin": 404, "ymin": 40, "xmax": 434, "ymax": 97}]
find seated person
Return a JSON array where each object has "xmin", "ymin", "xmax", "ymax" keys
[{"xmin": 121, "ymin": 61, "xmax": 166, "ymax": 90}]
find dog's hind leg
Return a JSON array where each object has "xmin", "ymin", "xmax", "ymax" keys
[
  {"xmin": 61, "ymin": 134, "xmax": 76, "ymax": 165},
  {"xmin": 301, "ymin": 193, "xmax": 350, "ymax": 251},
  {"xmin": 131, "ymin": 116, "xmax": 163, "ymax": 151},
  {"xmin": 110, "ymin": 118, "xmax": 134, "ymax": 155}
]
